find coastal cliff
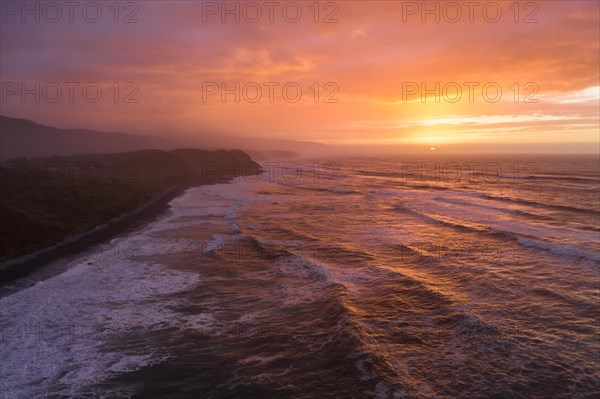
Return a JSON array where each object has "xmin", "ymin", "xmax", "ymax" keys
[{"xmin": 0, "ymin": 148, "xmax": 261, "ymax": 279}]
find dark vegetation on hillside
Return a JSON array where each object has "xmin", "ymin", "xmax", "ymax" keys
[{"xmin": 0, "ymin": 149, "xmax": 260, "ymax": 262}]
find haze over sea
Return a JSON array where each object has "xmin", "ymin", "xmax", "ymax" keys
[{"xmin": 1, "ymin": 154, "xmax": 598, "ymax": 399}]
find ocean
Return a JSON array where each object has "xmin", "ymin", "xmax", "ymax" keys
[{"xmin": 1, "ymin": 154, "xmax": 599, "ymax": 398}]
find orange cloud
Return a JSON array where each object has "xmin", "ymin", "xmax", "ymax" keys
[{"xmin": 0, "ymin": 1, "xmax": 598, "ymax": 150}]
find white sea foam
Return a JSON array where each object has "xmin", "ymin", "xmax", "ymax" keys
[
  {"xmin": 203, "ymin": 233, "xmax": 236, "ymax": 253},
  {"xmin": 0, "ymin": 212, "xmax": 207, "ymax": 398},
  {"xmin": 0, "ymin": 179, "xmax": 275, "ymax": 398}
]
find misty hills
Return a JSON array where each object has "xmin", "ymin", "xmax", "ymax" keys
[
  {"xmin": 0, "ymin": 115, "xmax": 330, "ymax": 160},
  {"xmin": 0, "ymin": 115, "xmax": 184, "ymax": 160}
]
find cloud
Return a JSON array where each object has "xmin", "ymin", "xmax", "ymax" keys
[{"xmin": 0, "ymin": 0, "xmax": 598, "ymax": 147}]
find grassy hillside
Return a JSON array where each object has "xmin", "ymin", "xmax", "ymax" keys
[{"xmin": 0, "ymin": 149, "xmax": 260, "ymax": 261}]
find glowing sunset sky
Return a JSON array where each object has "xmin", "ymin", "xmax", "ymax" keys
[{"xmin": 1, "ymin": 1, "xmax": 598, "ymax": 152}]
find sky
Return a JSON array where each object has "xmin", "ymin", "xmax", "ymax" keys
[{"xmin": 0, "ymin": 0, "xmax": 599, "ymax": 153}]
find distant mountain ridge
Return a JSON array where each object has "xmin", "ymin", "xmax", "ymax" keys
[
  {"xmin": 0, "ymin": 115, "xmax": 332, "ymax": 160},
  {"xmin": 0, "ymin": 115, "xmax": 183, "ymax": 160}
]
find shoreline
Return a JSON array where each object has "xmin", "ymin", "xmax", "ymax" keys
[{"xmin": 0, "ymin": 184, "xmax": 191, "ymax": 285}]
